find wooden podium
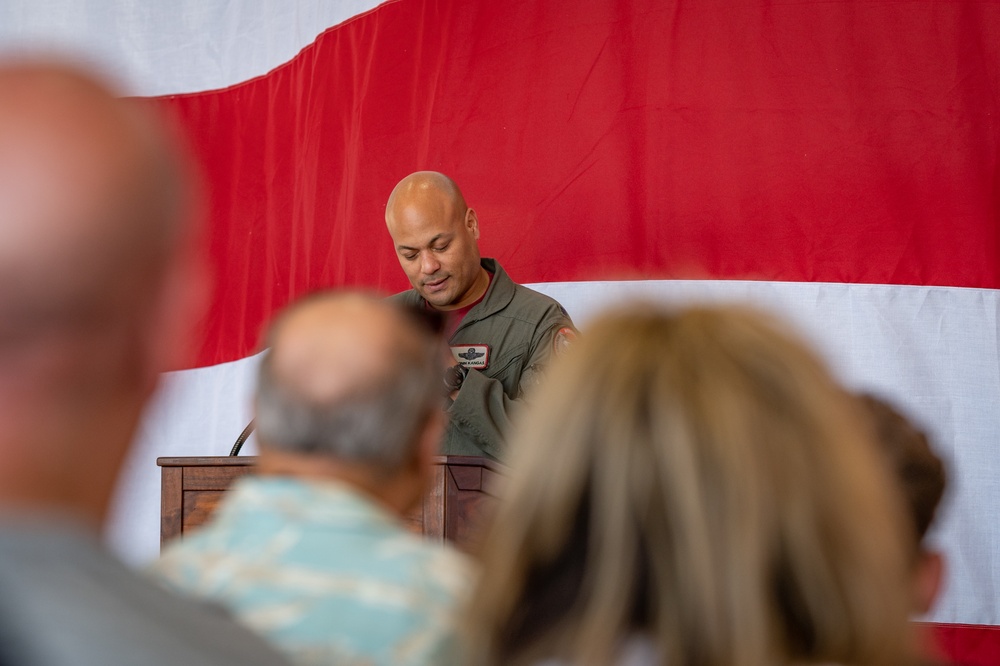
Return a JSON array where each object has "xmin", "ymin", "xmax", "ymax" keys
[{"xmin": 157, "ymin": 455, "xmax": 506, "ymax": 553}]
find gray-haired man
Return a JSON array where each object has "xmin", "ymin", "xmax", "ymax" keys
[{"xmin": 152, "ymin": 292, "xmax": 472, "ymax": 666}]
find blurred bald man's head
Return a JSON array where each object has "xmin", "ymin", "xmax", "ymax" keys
[
  {"xmin": 0, "ymin": 61, "xmax": 205, "ymax": 527},
  {"xmin": 254, "ymin": 292, "xmax": 445, "ymax": 514}
]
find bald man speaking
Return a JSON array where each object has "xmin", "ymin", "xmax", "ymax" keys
[{"xmin": 385, "ymin": 172, "xmax": 574, "ymax": 461}]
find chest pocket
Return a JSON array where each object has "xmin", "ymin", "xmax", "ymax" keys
[
  {"xmin": 486, "ymin": 348, "xmax": 527, "ymax": 398},
  {"xmin": 452, "ymin": 313, "xmax": 536, "ymax": 399},
  {"xmin": 451, "ymin": 339, "xmax": 527, "ymax": 399}
]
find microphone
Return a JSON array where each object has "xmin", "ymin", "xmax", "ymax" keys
[{"xmin": 229, "ymin": 419, "xmax": 255, "ymax": 456}]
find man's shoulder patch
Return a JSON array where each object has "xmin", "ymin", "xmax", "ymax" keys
[
  {"xmin": 451, "ymin": 344, "xmax": 490, "ymax": 369},
  {"xmin": 553, "ymin": 327, "xmax": 576, "ymax": 356}
]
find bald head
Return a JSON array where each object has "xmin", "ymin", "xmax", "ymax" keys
[
  {"xmin": 264, "ymin": 294, "xmax": 425, "ymax": 407},
  {"xmin": 0, "ymin": 63, "xmax": 187, "ymax": 323},
  {"xmin": 386, "ymin": 171, "xmax": 467, "ymax": 218},
  {"xmin": 255, "ymin": 292, "xmax": 442, "ymax": 471},
  {"xmin": 385, "ymin": 172, "xmax": 487, "ymax": 311},
  {"xmin": 0, "ymin": 61, "xmax": 201, "ymax": 526}
]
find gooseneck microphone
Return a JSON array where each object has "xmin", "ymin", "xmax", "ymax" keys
[{"xmin": 229, "ymin": 419, "xmax": 255, "ymax": 456}]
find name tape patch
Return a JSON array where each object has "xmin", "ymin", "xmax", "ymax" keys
[{"xmin": 451, "ymin": 344, "xmax": 490, "ymax": 369}]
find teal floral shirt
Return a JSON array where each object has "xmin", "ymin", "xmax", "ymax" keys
[{"xmin": 151, "ymin": 476, "xmax": 472, "ymax": 666}]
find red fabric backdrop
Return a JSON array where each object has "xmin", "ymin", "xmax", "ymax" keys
[
  {"xmin": 156, "ymin": 0, "xmax": 1000, "ymax": 369},
  {"xmin": 150, "ymin": 4, "xmax": 1000, "ymax": 661}
]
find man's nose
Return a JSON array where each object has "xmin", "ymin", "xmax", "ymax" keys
[{"xmin": 421, "ymin": 253, "xmax": 441, "ymax": 275}]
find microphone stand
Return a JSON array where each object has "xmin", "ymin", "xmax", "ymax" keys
[{"xmin": 229, "ymin": 419, "xmax": 255, "ymax": 456}]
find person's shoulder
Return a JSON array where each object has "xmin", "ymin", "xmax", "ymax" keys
[
  {"xmin": 0, "ymin": 523, "xmax": 290, "ymax": 666},
  {"xmin": 507, "ymin": 281, "xmax": 573, "ymax": 325},
  {"xmin": 489, "ymin": 261, "xmax": 568, "ymax": 315},
  {"xmin": 118, "ymin": 565, "xmax": 292, "ymax": 666},
  {"xmin": 152, "ymin": 477, "xmax": 314, "ymax": 583},
  {"xmin": 389, "ymin": 527, "xmax": 473, "ymax": 569},
  {"xmin": 510, "ymin": 281, "xmax": 566, "ymax": 308},
  {"xmin": 381, "ymin": 530, "xmax": 475, "ymax": 594},
  {"xmin": 151, "ymin": 521, "xmax": 219, "ymax": 584},
  {"xmin": 530, "ymin": 636, "xmax": 659, "ymax": 666},
  {"xmin": 387, "ymin": 288, "xmax": 421, "ymax": 306}
]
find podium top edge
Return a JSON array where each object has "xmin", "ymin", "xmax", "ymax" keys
[
  {"xmin": 157, "ymin": 454, "xmax": 508, "ymax": 472},
  {"xmin": 157, "ymin": 456, "xmax": 258, "ymax": 467}
]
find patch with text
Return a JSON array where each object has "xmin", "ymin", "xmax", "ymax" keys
[{"xmin": 450, "ymin": 344, "xmax": 490, "ymax": 369}]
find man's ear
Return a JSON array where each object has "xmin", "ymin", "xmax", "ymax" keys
[
  {"xmin": 913, "ymin": 551, "xmax": 944, "ymax": 615},
  {"xmin": 466, "ymin": 208, "xmax": 479, "ymax": 239}
]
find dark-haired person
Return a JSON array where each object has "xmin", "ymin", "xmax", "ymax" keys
[{"xmin": 859, "ymin": 394, "xmax": 950, "ymax": 664}]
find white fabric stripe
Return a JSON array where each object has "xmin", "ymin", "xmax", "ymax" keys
[
  {"xmin": 0, "ymin": 1, "xmax": 384, "ymax": 96},
  {"xmin": 107, "ymin": 279, "xmax": 1000, "ymax": 627},
  {"xmin": 530, "ymin": 279, "xmax": 1000, "ymax": 627},
  {"xmin": 105, "ymin": 351, "xmax": 264, "ymax": 566}
]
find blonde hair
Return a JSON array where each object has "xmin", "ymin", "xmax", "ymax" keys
[{"xmin": 465, "ymin": 305, "xmax": 913, "ymax": 666}]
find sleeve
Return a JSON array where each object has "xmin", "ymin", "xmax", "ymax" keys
[
  {"xmin": 446, "ymin": 306, "xmax": 575, "ymax": 460},
  {"xmin": 446, "ymin": 369, "xmax": 524, "ymax": 460}
]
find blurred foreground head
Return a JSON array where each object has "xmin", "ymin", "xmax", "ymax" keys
[
  {"xmin": 468, "ymin": 305, "xmax": 914, "ymax": 666},
  {"xmin": 253, "ymin": 292, "xmax": 445, "ymax": 514},
  {"xmin": 859, "ymin": 393, "xmax": 947, "ymax": 615},
  {"xmin": 0, "ymin": 62, "xmax": 204, "ymax": 527}
]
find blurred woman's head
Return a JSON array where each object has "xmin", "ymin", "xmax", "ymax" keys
[{"xmin": 467, "ymin": 305, "xmax": 912, "ymax": 666}]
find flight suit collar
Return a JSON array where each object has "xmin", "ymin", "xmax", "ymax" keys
[{"xmin": 453, "ymin": 258, "xmax": 514, "ymax": 334}]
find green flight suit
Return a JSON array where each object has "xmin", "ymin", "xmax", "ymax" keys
[{"xmin": 391, "ymin": 258, "xmax": 574, "ymax": 461}]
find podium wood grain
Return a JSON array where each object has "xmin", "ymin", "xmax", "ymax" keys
[{"xmin": 157, "ymin": 455, "xmax": 505, "ymax": 554}]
